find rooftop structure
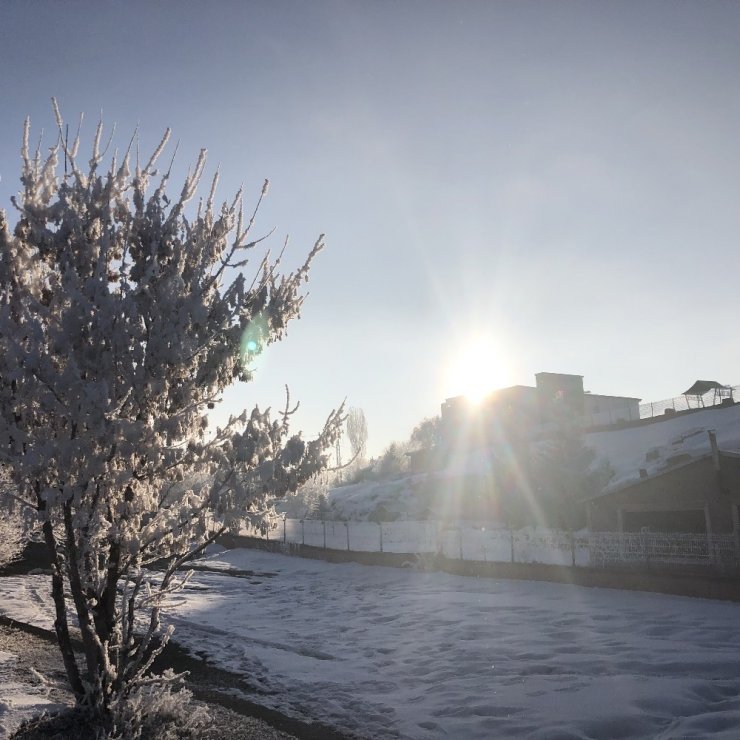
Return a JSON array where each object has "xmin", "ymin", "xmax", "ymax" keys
[{"xmin": 440, "ymin": 372, "xmax": 641, "ymax": 446}]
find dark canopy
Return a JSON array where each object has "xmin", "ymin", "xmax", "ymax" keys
[{"xmin": 682, "ymin": 380, "xmax": 729, "ymax": 396}]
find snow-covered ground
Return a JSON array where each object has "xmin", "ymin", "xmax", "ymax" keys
[
  {"xmin": 0, "ymin": 643, "xmax": 71, "ymax": 738},
  {"xmin": 4, "ymin": 549, "xmax": 740, "ymax": 739},
  {"xmin": 1, "ymin": 651, "xmax": 42, "ymax": 737}
]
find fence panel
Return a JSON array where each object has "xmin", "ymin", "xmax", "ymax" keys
[
  {"xmin": 587, "ymin": 532, "xmax": 738, "ymax": 568},
  {"xmin": 285, "ymin": 518, "xmax": 303, "ymax": 544},
  {"xmin": 458, "ymin": 527, "xmax": 511, "ymax": 562},
  {"xmin": 512, "ymin": 529, "xmax": 573, "ymax": 566},
  {"xmin": 380, "ymin": 521, "xmax": 437, "ymax": 553},
  {"xmin": 438, "ymin": 527, "xmax": 461, "ymax": 559},
  {"xmin": 348, "ymin": 522, "xmax": 384, "ymax": 552},
  {"xmin": 301, "ymin": 519, "xmax": 326, "ymax": 548}
]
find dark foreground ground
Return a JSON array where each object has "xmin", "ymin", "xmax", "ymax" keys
[{"xmin": 0, "ymin": 616, "xmax": 355, "ymax": 740}]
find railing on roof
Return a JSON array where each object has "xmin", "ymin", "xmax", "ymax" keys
[{"xmin": 638, "ymin": 385, "xmax": 740, "ymax": 421}]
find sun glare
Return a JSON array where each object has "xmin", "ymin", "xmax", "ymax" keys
[{"xmin": 446, "ymin": 337, "xmax": 511, "ymax": 404}]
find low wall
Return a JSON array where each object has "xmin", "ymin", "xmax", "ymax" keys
[{"xmin": 218, "ymin": 533, "xmax": 740, "ymax": 602}]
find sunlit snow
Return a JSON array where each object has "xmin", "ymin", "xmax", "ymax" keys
[{"xmin": 4, "ymin": 550, "xmax": 740, "ymax": 738}]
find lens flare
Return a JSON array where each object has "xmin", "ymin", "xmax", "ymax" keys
[{"xmin": 240, "ymin": 314, "xmax": 269, "ymax": 371}]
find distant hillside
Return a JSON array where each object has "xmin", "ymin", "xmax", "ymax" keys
[{"xmin": 326, "ymin": 404, "xmax": 740, "ymax": 522}]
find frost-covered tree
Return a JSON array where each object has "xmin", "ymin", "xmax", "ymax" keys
[
  {"xmin": 410, "ymin": 416, "xmax": 441, "ymax": 451},
  {"xmin": 532, "ymin": 420, "xmax": 613, "ymax": 529},
  {"xmin": 282, "ymin": 476, "xmax": 328, "ymax": 519},
  {"xmin": 0, "ymin": 514, "xmax": 23, "ymax": 568},
  {"xmin": 346, "ymin": 407, "xmax": 368, "ymax": 464},
  {"xmin": 0, "ymin": 103, "xmax": 343, "ymax": 727},
  {"xmin": 379, "ymin": 441, "xmax": 407, "ymax": 477},
  {"xmin": 0, "ymin": 471, "xmax": 26, "ymax": 569}
]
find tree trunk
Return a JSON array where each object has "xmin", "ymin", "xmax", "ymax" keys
[
  {"xmin": 42, "ymin": 519, "xmax": 85, "ymax": 700},
  {"xmin": 63, "ymin": 503, "xmax": 108, "ymax": 706}
]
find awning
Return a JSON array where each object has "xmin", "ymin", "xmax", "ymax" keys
[{"xmin": 682, "ymin": 380, "xmax": 729, "ymax": 396}]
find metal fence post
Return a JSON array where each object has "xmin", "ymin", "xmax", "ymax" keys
[
  {"xmin": 301, "ymin": 519, "xmax": 305, "ymax": 546},
  {"xmin": 458, "ymin": 527, "xmax": 464, "ymax": 561},
  {"xmin": 283, "ymin": 516, "xmax": 287, "ymax": 544},
  {"xmin": 346, "ymin": 522, "xmax": 350, "ymax": 551},
  {"xmin": 322, "ymin": 520, "xmax": 327, "ymax": 549},
  {"xmin": 641, "ymin": 531, "xmax": 650, "ymax": 571},
  {"xmin": 379, "ymin": 523, "xmax": 384, "ymax": 553},
  {"xmin": 569, "ymin": 529, "xmax": 576, "ymax": 567},
  {"xmin": 510, "ymin": 527, "xmax": 515, "ymax": 564}
]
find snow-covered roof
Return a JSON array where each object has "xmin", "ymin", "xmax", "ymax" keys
[
  {"xmin": 588, "ymin": 452, "xmax": 712, "ymax": 499},
  {"xmin": 586, "ymin": 403, "xmax": 740, "ymax": 491},
  {"xmin": 585, "ymin": 393, "xmax": 642, "ymax": 402}
]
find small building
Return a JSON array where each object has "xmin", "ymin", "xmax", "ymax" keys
[
  {"xmin": 587, "ymin": 444, "xmax": 740, "ymax": 535},
  {"xmin": 440, "ymin": 372, "xmax": 641, "ymax": 445}
]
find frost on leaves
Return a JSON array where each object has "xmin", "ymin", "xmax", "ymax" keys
[{"xmin": 0, "ymin": 104, "xmax": 343, "ymax": 717}]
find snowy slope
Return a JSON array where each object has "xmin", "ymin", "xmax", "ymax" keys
[
  {"xmin": 328, "ymin": 405, "xmax": 740, "ymax": 520},
  {"xmin": 326, "ymin": 475, "xmax": 431, "ymax": 521},
  {"xmin": 4, "ymin": 551, "xmax": 740, "ymax": 739},
  {"xmin": 586, "ymin": 403, "xmax": 740, "ymax": 489},
  {"xmin": 327, "ymin": 450, "xmax": 494, "ymax": 522}
]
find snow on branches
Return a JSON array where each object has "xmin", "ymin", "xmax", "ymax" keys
[
  {"xmin": 0, "ymin": 472, "xmax": 26, "ymax": 568},
  {"xmin": 0, "ymin": 102, "xmax": 343, "ymax": 718}
]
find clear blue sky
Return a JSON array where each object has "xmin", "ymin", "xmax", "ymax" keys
[{"xmin": 2, "ymin": 1, "xmax": 740, "ymax": 456}]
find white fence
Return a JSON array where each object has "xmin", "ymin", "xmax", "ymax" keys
[{"xmin": 242, "ymin": 519, "xmax": 740, "ymax": 570}]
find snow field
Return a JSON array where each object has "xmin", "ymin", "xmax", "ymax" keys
[
  {"xmin": 173, "ymin": 549, "xmax": 740, "ymax": 738},
  {"xmin": 0, "ymin": 648, "xmax": 68, "ymax": 738},
  {"xmin": 5, "ymin": 550, "xmax": 740, "ymax": 738}
]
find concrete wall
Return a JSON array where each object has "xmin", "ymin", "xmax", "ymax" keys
[{"xmin": 583, "ymin": 395, "xmax": 641, "ymax": 428}]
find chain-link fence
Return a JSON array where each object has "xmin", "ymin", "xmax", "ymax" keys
[
  {"xmin": 242, "ymin": 519, "xmax": 740, "ymax": 572},
  {"xmin": 639, "ymin": 385, "xmax": 739, "ymax": 420}
]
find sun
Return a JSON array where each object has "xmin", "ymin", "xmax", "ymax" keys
[{"xmin": 446, "ymin": 336, "xmax": 511, "ymax": 404}]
